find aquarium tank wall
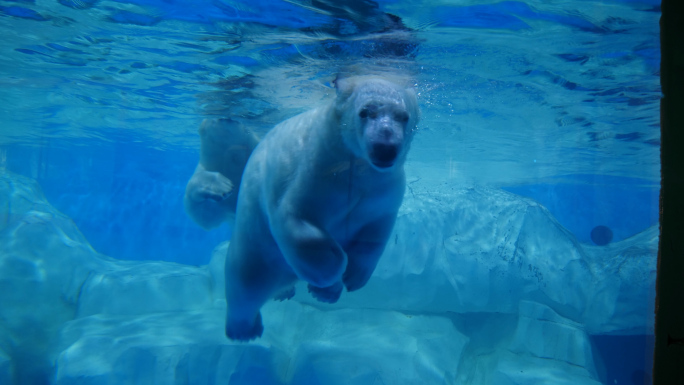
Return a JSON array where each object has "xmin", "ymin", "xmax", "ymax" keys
[{"xmin": 0, "ymin": 0, "xmax": 661, "ymax": 384}]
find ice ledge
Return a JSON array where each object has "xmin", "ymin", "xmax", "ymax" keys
[{"xmin": 0, "ymin": 171, "xmax": 655, "ymax": 384}]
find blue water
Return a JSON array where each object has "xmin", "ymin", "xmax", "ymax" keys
[
  {"xmin": 0, "ymin": 0, "xmax": 660, "ymax": 384},
  {"xmin": 4, "ymin": 141, "xmax": 226, "ymax": 264}
]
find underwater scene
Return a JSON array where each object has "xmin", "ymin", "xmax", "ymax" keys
[{"xmin": 0, "ymin": 0, "xmax": 661, "ymax": 384}]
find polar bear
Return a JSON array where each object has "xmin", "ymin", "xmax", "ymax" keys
[
  {"xmin": 224, "ymin": 76, "xmax": 420, "ymax": 341},
  {"xmin": 184, "ymin": 118, "xmax": 259, "ymax": 230}
]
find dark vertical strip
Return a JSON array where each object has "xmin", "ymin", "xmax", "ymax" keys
[{"xmin": 654, "ymin": 0, "xmax": 684, "ymax": 384}]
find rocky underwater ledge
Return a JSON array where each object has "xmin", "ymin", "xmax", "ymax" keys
[{"xmin": 0, "ymin": 170, "xmax": 656, "ymax": 385}]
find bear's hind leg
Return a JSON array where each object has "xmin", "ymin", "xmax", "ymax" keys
[{"xmin": 224, "ymin": 243, "xmax": 295, "ymax": 341}]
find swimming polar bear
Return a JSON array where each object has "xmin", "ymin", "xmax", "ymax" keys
[{"xmin": 187, "ymin": 76, "xmax": 419, "ymax": 341}]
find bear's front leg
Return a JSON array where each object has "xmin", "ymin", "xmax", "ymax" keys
[
  {"xmin": 343, "ymin": 215, "xmax": 397, "ymax": 292},
  {"xmin": 184, "ymin": 164, "xmax": 234, "ymax": 229},
  {"xmin": 272, "ymin": 214, "xmax": 348, "ymax": 290}
]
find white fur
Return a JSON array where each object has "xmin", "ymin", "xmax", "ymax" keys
[{"xmin": 223, "ymin": 77, "xmax": 419, "ymax": 341}]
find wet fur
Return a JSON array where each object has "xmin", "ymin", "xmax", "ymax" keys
[{"xmin": 223, "ymin": 77, "xmax": 419, "ymax": 341}]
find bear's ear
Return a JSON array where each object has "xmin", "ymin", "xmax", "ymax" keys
[
  {"xmin": 403, "ymin": 86, "xmax": 419, "ymax": 113},
  {"xmin": 404, "ymin": 86, "xmax": 421, "ymax": 126},
  {"xmin": 333, "ymin": 75, "xmax": 356, "ymax": 100}
]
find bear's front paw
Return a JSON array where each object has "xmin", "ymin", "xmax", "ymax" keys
[
  {"xmin": 225, "ymin": 312, "xmax": 263, "ymax": 341},
  {"xmin": 189, "ymin": 170, "xmax": 234, "ymax": 202},
  {"xmin": 307, "ymin": 281, "xmax": 343, "ymax": 304}
]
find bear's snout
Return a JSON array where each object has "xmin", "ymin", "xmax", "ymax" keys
[{"xmin": 370, "ymin": 143, "xmax": 400, "ymax": 168}]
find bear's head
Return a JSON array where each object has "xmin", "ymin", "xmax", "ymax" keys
[{"xmin": 335, "ymin": 76, "xmax": 419, "ymax": 172}]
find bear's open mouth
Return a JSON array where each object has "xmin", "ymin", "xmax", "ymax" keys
[
  {"xmin": 372, "ymin": 160, "xmax": 395, "ymax": 168},
  {"xmin": 370, "ymin": 143, "xmax": 399, "ymax": 168}
]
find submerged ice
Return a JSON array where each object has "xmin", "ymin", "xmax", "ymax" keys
[{"xmin": 0, "ymin": 170, "xmax": 656, "ymax": 384}]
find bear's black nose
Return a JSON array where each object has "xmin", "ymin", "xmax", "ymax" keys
[{"xmin": 371, "ymin": 143, "xmax": 399, "ymax": 168}]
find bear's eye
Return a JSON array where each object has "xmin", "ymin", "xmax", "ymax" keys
[
  {"xmin": 359, "ymin": 105, "xmax": 378, "ymax": 119},
  {"xmin": 395, "ymin": 111, "xmax": 409, "ymax": 123}
]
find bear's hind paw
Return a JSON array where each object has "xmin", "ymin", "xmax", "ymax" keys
[
  {"xmin": 308, "ymin": 281, "xmax": 343, "ymax": 304},
  {"xmin": 225, "ymin": 313, "xmax": 263, "ymax": 341},
  {"xmin": 274, "ymin": 286, "xmax": 296, "ymax": 301}
]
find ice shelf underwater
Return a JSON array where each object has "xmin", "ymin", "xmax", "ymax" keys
[{"xmin": 0, "ymin": 170, "xmax": 656, "ymax": 385}]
